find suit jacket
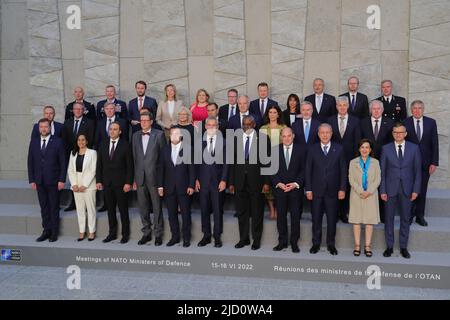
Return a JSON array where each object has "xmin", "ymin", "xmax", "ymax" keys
[
  {"xmin": 339, "ymin": 92, "xmax": 369, "ymax": 119},
  {"xmin": 132, "ymin": 129, "xmax": 166, "ymax": 186},
  {"xmin": 196, "ymin": 139, "xmax": 228, "ymax": 190},
  {"xmin": 63, "ymin": 117, "xmax": 95, "ymax": 154},
  {"xmin": 227, "ymin": 112, "xmax": 262, "ymax": 130},
  {"xmin": 291, "ymin": 118, "xmax": 320, "ymax": 150},
  {"xmin": 96, "ymin": 117, "xmax": 129, "ymax": 148},
  {"xmin": 360, "ymin": 116, "xmax": 394, "ymax": 159},
  {"xmin": 380, "ymin": 142, "xmax": 422, "ymax": 197},
  {"xmin": 327, "ymin": 114, "xmax": 361, "ymax": 164},
  {"xmin": 96, "ymin": 99, "xmax": 128, "ymax": 121},
  {"xmin": 27, "ymin": 135, "xmax": 67, "ymax": 185},
  {"xmin": 270, "ymin": 144, "xmax": 306, "ymax": 188},
  {"xmin": 404, "ymin": 116, "xmax": 439, "ymax": 170},
  {"xmin": 282, "ymin": 109, "xmax": 300, "ymax": 128},
  {"xmin": 218, "ymin": 104, "xmax": 238, "ymax": 129},
  {"xmin": 249, "ymin": 98, "xmax": 279, "ymax": 118},
  {"xmin": 200, "ymin": 118, "xmax": 227, "ymax": 138},
  {"xmin": 96, "ymin": 138, "xmax": 134, "ymax": 187},
  {"xmin": 376, "ymin": 95, "xmax": 407, "ymax": 123},
  {"xmin": 304, "ymin": 93, "xmax": 337, "ymax": 123},
  {"xmin": 155, "ymin": 100, "xmax": 185, "ymax": 130},
  {"xmin": 31, "ymin": 121, "xmax": 64, "ymax": 140},
  {"xmin": 305, "ymin": 142, "xmax": 347, "ymax": 197},
  {"xmin": 67, "ymin": 148, "xmax": 97, "ymax": 190},
  {"xmin": 157, "ymin": 144, "xmax": 195, "ymax": 196},
  {"xmin": 128, "ymin": 96, "xmax": 159, "ymax": 133},
  {"xmin": 65, "ymin": 100, "xmax": 96, "ymax": 121}
]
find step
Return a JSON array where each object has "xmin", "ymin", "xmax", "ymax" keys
[
  {"xmin": 0, "ymin": 234, "xmax": 449, "ymax": 289},
  {"xmin": 0, "ymin": 204, "xmax": 448, "ymax": 253}
]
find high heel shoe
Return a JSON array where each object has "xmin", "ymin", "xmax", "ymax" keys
[
  {"xmin": 88, "ymin": 233, "xmax": 96, "ymax": 242},
  {"xmin": 364, "ymin": 246, "xmax": 373, "ymax": 257},
  {"xmin": 353, "ymin": 245, "xmax": 361, "ymax": 256}
]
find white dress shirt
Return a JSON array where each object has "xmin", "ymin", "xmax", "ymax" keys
[
  {"xmin": 106, "ymin": 115, "xmax": 116, "ymax": 134},
  {"xmin": 395, "ymin": 141, "xmax": 405, "ymax": 157},
  {"xmin": 171, "ymin": 142, "xmax": 182, "ymax": 165},
  {"xmin": 371, "ymin": 116, "xmax": 382, "ymax": 132},
  {"xmin": 167, "ymin": 100, "xmax": 175, "ymax": 117},
  {"xmin": 243, "ymin": 130, "xmax": 255, "ymax": 153},
  {"xmin": 239, "ymin": 111, "xmax": 250, "ymax": 127},
  {"xmin": 315, "ymin": 94, "xmax": 323, "ymax": 113},
  {"xmin": 40, "ymin": 136, "xmax": 49, "ymax": 149},
  {"xmin": 50, "ymin": 121, "xmax": 55, "ymax": 136},
  {"xmin": 383, "ymin": 95, "xmax": 393, "ymax": 103},
  {"xmin": 142, "ymin": 129, "xmax": 151, "ymax": 155},
  {"xmin": 109, "ymin": 138, "xmax": 119, "ymax": 154},
  {"xmin": 337, "ymin": 114, "xmax": 349, "ymax": 131},
  {"xmin": 206, "ymin": 135, "xmax": 216, "ymax": 153},
  {"xmin": 414, "ymin": 117, "xmax": 424, "ymax": 139},
  {"xmin": 321, "ymin": 142, "xmax": 331, "ymax": 154}
]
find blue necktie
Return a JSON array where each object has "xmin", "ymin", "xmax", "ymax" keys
[
  {"xmin": 73, "ymin": 120, "xmax": 79, "ymax": 135},
  {"xmin": 304, "ymin": 121, "xmax": 310, "ymax": 143},
  {"xmin": 351, "ymin": 95, "xmax": 356, "ymax": 111},
  {"xmin": 323, "ymin": 145, "xmax": 328, "ymax": 156},
  {"xmin": 244, "ymin": 136, "xmax": 250, "ymax": 161}
]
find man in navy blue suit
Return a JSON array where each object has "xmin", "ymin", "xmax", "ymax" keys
[
  {"xmin": 96, "ymin": 85, "xmax": 128, "ymax": 120},
  {"xmin": 28, "ymin": 118, "xmax": 67, "ymax": 242},
  {"xmin": 305, "ymin": 123, "xmax": 347, "ymax": 255},
  {"xmin": 404, "ymin": 100, "xmax": 439, "ymax": 227},
  {"xmin": 128, "ymin": 80, "xmax": 159, "ymax": 133},
  {"xmin": 292, "ymin": 101, "xmax": 320, "ymax": 151},
  {"xmin": 218, "ymin": 89, "xmax": 238, "ymax": 129},
  {"xmin": 339, "ymin": 76, "xmax": 369, "ymax": 120},
  {"xmin": 380, "ymin": 123, "xmax": 422, "ymax": 259},
  {"xmin": 271, "ymin": 127, "xmax": 306, "ymax": 253},
  {"xmin": 195, "ymin": 117, "xmax": 228, "ymax": 248},
  {"xmin": 31, "ymin": 106, "xmax": 64, "ymax": 139},
  {"xmin": 227, "ymin": 95, "xmax": 262, "ymax": 130},
  {"xmin": 158, "ymin": 126, "xmax": 195, "ymax": 247},
  {"xmin": 249, "ymin": 82, "xmax": 279, "ymax": 119},
  {"xmin": 304, "ymin": 78, "xmax": 337, "ymax": 123}
]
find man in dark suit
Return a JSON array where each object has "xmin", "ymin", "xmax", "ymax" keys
[
  {"xmin": 380, "ymin": 123, "xmax": 422, "ymax": 259},
  {"xmin": 196, "ymin": 117, "xmax": 228, "ymax": 248},
  {"xmin": 376, "ymin": 80, "xmax": 407, "ymax": 123},
  {"xmin": 304, "ymin": 78, "xmax": 337, "ymax": 123},
  {"xmin": 404, "ymin": 100, "xmax": 439, "ymax": 227},
  {"xmin": 271, "ymin": 127, "xmax": 306, "ymax": 253},
  {"xmin": 229, "ymin": 115, "xmax": 271, "ymax": 250},
  {"xmin": 31, "ymin": 105, "xmax": 64, "ymax": 139},
  {"xmin": 305, "ymin": 123, "xmax": 347, "ymax": 255},
  {"xmin": 28, "ymin": 118, "xmax": 67, "ymax": 242},
  {"xmin": 200, "ymin": 103, "xmax": 226, "ymax": 138},
  {"xmin": 218, "ymin": 88, "xmax": 238, "ymax": 129},
  {"xmin": 96, "ymin": 122, "xmax": 134, "ymax": 244},
  {"xmin": 96, "ymin": 85, "xmax": 128, "ymax": 121},
  {"xmin": 158, "ymin": 126, "xmax": 195, "ymax": 247},
  {"xmin": 96, "ymin": 102, "xmax": 129, "ymax": 147},
  {"xmin": 65, "ymin": 86, "xmax": 96, "ymax": 121},
  {"xmin": 327, "ymin": 96, "xmax": 361, "ymax": 223},
  {"xmin": 227, "ymin": 95, "xmax": 262, "ymax": 130},
  {"xmin": 292, "ymin": 101, "xmax": 320, "ymax": 151},
  {"xmin": 129, "ymin": 80, "xmax": 159, "ymax": 134},
  {"xmin": 339, "ymin": 76, "xmax": 369, "ymax": 119},
  {"xmin": 249, "ymin": 82, "xmax": 279, "ymax": 118}
]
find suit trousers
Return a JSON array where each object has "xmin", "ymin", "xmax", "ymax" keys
[
  {"xmin": 311, "ymin": 195, "xmax": 338, "ymax": 246},
  {"xmin": 104, "ymin": 186, "xmax": 130, "ymax": 238},
  {"xmin": 235, "ymin": 175, "xmax": 264, "ymax": 243},
  {"xmin": 73, "ymin": 188, "xmax": 96, "ymax": 233},
  {"xmin": 199, "ymin": 187, "xmax": 225, "ymax": 240},
  {"xmin": 136, "ymin": 179, "xmax": 163, "ymax": 238},
  {"xmin": 36, "ymin": 184, "xmax": 60, "ymax": 236},
  {"xmin": 165, "ymin": 193, "xmax": 191, "ymax": 242},
  {"xmin": 274, "ymin": 188, "xmax": 301, "ymax": 246},
  {"xmin": 384, "ymin": 184, "xmax": 412, "ymax": 249},
  {"xmin": 413, "ymin": 170, "xmax": 430, "ymax": 219}
]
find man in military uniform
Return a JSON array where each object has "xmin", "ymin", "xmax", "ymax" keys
[
  {"xmin": 376, "ymin": 80, "xmax": 407, "ymax": 123},
  {"xmin": 64, "ymin": 86, "xmax": 96, "ymax": 121}
]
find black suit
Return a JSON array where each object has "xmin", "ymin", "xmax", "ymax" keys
[
  {"xmin": 282, "ymin": 109, "xmax": 300, "ymax": 127},
  {"xmin": 404, "ymin": 116, "xmax": 439, "ymax": 220},
  {"xmin": 63, "ymin": 117, "xmax": 95, "ymax": 156},
  {"xmin": 339, "ymin": 92, "xmax": 369, "ymax": 119},
  {"xmin": 158, "ymin": 144, "xmax": 195, "ymax": 242},
  {"xmin": 271, "ymin": 144, "xmax": 305, "ymax": 246},
  {"xmin": 360, "ymin": 117, "xmax": 394, "ymax": 159},
  {"xmin": 304, "ymin": 93, "xmax": 337, "ymax": 123},
  {"xmin": 305, "ymin": 143, "xmax": 347, "ymax": 247},
  {"xmin": 219, "ymin": 104, "xmax": 238, "ymax": 129},
  {"xmin": 96, "ymin": 117, "xmax": 129, "ymax": 148},
  {"xmin": 96, "ymin": 138, "xmax": 134, "ymax": 238},
  {"xmin": 249, "ymin": 98, "xmax": 279, "ymax": 119},
  {"xmin": 200, "ymin": 118, "xmax": 227, "ymax": 138},
  {"xmin": 65, "ymin": 100, "xmax": 96, "ymax": 121},
  {"xmin": 227, "ymin": 112, "xmax": 262, "ymax": 130},
  {"xmin": 376, "ymin": 95, "xmax": 407, "ymax": 123}
]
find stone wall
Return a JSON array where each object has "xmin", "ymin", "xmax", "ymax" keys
[{"xmin": 0, "ymin": 0, "xmax": 449, "ymax": 188}]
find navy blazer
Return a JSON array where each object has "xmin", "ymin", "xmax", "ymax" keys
[
  {"xmin": 227, "ymin": 112, "xmax": 262, "ymax": 130},
  {"xmin": 128, "ymin": 96, "xmax": 159, "ymax": 133},
  {"xmin": 27, "ymin": 136, "xmax": 67, "ymax": 185},
  {"xmin": 270, "ymin": 144, "xmax": 306, "ymax": 188},
  {"xmin": 31, "ymin": 121, "xmax": 64, "ymax": 140},
  {"xmin": 327, "ymin": 114, "xmax": 361, "ymax": 164},
  {"xmin": 404, "ymin": 116, "xmax": 439, "ymax": 170},
  {"xmin": 304, "ymin": 93, "xmax": 337, "ymax": 123},
  {"xmin": 380, "ymin": 142, "xmax": 422, "ymax": 197},
  {"xmin": 96, "ymin": 117, "xmax": 129, "ymax": 148},
  {"xmin": 157, "ymin": 144, "xmax": 195, "ymax": 196},
  {"xmin": 96, "ymin": 99, "xmax": 128, "ymax": 121},
  {"xmin": 339, "ymin": 92, "xmax": 369, "ymax": 119},
  {"xmin": 360, "ymin": 116, "xmax": 394, "ymax": 159},
  {"xmin": 291, "ymin": 118, "xmax": 320, "ymax": 150},
  {"xmin": 305, "ymin": 142, "xmax": 347, "ymax": 197},
  {"xmin": 249, "ymin": 98, "xmax": 279, "ymax": 118},
  {"xmin": 195, "ymin": 140, "xmax": 228, "ymax": 190}
]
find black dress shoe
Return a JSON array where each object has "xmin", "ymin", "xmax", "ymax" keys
[
  {"xmin": 102, "ymin": 235, "xmax": 117, "ymax": 243},
  {"xmin": 197, "ymin": 237, "xmax": 211, "ymax": 247},
  {"xmin": 273, "ymin": 244, "xmax": 287, "ymax": 251},
  {"xmin": 77, "ymin": 237, "xmax": 85, "ymax": 242},
  {"xmin": 138, "ymin": 235, "xmax": 152, "ymax": 246},
  {"xmin": 327, "ymin": 245, "xmax": 338, "ymax": 255},
  {"xmin": 88, "ymin": 236, "xmax": 96, "ymax": 242},
  {"xmin": 166, "ymin": 238, "xmax": 180, "ymax": 247},
  {"xmin": 155, "ymin": 237, "xmax": 163, "ymax": 246},
  {"xmin": 36, "ymin": 232, "xmax": 51, "ymax": 242},
  {"xmin": 416, "ymin": 218, "xmax": 428, "ymax": 227},
  {"xmin": 340, "ymin": 215, "xmax": 349, "ymax": 224},
  {"xmin": 309, "ymin": 245, "xmax": 320, "ymax": 254},
  {"xmin": 235, "ymin": 240, "xmax": 250, "ymax": 249},
  {"xmin": 383, "ymin": 248, "xmax": 393, "ymax": 257},
  {"xmin": 120, "ymin": 237, "xmax": 129, "ymax": 244},
  {"xmin": 214, "ymin": 239, "xmax": 223, "ymax": 248},
  {"xmin": 183, "ymin": 241, "xmax": 190, "ymax": 248},
  {"xmin": 251, "ymin": 242, "xmax": 260, "ymax": 250},
  {"xmin": 400, "ymin": 248, "xmax": 411, "ymax": 259},
  {"xmin": 98, "ymin": 205, "xmax": 107, "ymax": 212},
  {"xmin": 291, "ymin": 244, "xmax": 300, "ymax": 253},
  {"xmin": 49, "ymin": 236, "xmax": 58, "ymax": 242}
]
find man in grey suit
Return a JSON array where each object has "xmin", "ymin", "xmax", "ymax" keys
[
  {"xmin": 380, "ymin": 123, "xmax": 421, "ymax": 259},
  {"xmin": 132, "ymin": 111, "xmax": 166, "ymax": 246}
]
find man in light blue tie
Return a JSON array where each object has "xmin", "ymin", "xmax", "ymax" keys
[{"xmin": 292, "ymin": 101, "xmax": 320, "ymax": 150}]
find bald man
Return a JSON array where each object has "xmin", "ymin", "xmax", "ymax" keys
[{"xmin": 65, "ymin": 86, "xmax": 96, "ymax": 121}]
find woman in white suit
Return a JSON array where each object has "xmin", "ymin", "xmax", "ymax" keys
[
  {"xmin": 68, "ymin": 134, "xmax": 97, "ymax": 241},
  {"xmin": 156, "ymin": 83, "xmax": 185, "ymax": 140}
]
